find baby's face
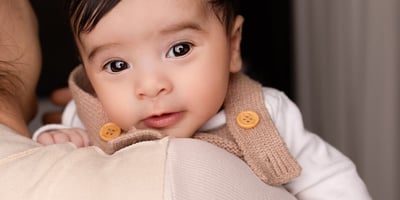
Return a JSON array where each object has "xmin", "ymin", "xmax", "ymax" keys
[{"xmin": 76, "ymin": 0, "xmax": 242, "ymax": 138}]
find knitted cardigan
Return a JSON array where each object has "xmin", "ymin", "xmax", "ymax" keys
[{"xmin": 68, "ymin": 65, "xmax": 301, "ymax": 185}]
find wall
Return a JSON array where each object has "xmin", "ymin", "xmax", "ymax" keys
[{"xmin": 294, "ymin": 0, "xmax": 400, "ymax": 199}]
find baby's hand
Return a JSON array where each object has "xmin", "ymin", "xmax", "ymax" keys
[{"xmin": 37, "ymin": 128, "xmax": 90, "ymax": 147}]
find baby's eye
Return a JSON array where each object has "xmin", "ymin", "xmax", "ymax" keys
[
  {"xmin": 166, "ymin": 42, "xmax": 192, "ymax": 58},
  {"xmin": 104, "ymin": 60, "xmax": 129, "ymax": 73}
]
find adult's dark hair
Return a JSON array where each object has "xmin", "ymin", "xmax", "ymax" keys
[{"xmin": 0, "ymin": 61, "xmax": 23, "ymax": 100}]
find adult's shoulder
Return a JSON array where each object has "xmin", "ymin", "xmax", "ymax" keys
[
  {"xmin": 165, "ymin": 138, "xmax": 297, "ymax": 200},
  {"xmin": 0, "ymin": 126, "xmax": 296, "ymax": 200}
]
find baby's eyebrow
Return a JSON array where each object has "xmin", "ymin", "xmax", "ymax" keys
[
  {"xmin": 159, "ymin": 21, "xmax": 203, "ymax": 35},
  {"xmin": 87, "ymin": 43, "xmax": 119, "ymax": 62},
  {"xmin": 86, "ymin": 22, "xmax": 204, "ymax": 62}
]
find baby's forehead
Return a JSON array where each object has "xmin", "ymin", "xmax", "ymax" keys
[
  {"xmin": 74, "ymin": 0, "xmax": 227, "ymax": 57},
  {"xmin": 73, "ymin": 0, "xmax": 220, "ymax": 34}
]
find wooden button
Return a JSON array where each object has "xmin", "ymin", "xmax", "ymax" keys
[
  {"xmin": 236, "ymin": 111, "xmax": 259, "ymax": 129},
  {"xmin": 99, "ymin": 122, "xmax": 121, "ymax": 141}
]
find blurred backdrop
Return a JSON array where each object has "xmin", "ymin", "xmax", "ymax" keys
[{"xmin": 294, "ymin": 1, "xmax": 399, "ymax": 199}]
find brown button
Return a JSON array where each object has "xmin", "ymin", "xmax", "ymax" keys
[
  {"xmin": 99, "ymin": 122, "xmax": 121, "ymax": 141},
  {"xmin": 236, "ymin": 111, "xmax": 259, "ymax": 129}
]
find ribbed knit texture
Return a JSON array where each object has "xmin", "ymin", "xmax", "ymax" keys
[
  {"xmin": 68, "ymin": 66, "xmax": 115, "ymax": 153},
  {"xmin": 69, "ymin": 65, "xmax": 301, "ymax": 185},
  {"xmin": 195, "ymin": 73, "xmax": 301, "ymax": 185}
]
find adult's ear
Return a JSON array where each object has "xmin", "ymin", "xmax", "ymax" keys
[{"xmin": 229, "ymin": 15, "xmax": 244, "ymax": 73}]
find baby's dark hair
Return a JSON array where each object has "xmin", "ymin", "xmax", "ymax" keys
[{"xmin": 66, "ymin": 0, "xmax": 240, "ymax": 37}]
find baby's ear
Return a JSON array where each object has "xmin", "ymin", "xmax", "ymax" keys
[{"xmin": 229, "ymin": 15, "xmax": 244, "ymax": 73}]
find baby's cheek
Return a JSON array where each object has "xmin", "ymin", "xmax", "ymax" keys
[{"xmin": 107, "ymin": 108, "xmax": 137, "ymax": 130}]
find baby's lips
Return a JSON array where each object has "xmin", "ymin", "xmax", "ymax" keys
[{"xmin": 143, "ymin": 112, "xmax": 184, "ymax": 128}]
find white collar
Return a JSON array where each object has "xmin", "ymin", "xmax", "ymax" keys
[{"xmin": 198, "ymin": 110, "xmax": 226, "ymax": 132}]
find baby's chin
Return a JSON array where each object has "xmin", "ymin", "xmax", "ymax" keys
[{"xmin": 159, "ymin": 126, "xmax": 198, "ymax": 139}]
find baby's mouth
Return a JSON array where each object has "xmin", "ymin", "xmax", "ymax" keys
[{"xmin": 143, "ymin": 112, "xmax": 184, "ymax": 128}]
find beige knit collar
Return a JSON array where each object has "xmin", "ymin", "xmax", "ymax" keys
[{"xmin": 69, "ymin": 65, "xmax": 301, "ymax": 185}]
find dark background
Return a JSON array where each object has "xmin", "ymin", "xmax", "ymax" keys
[{"xmin": 31, "ymin": 1, "xmax": 294, "ymax": 100}]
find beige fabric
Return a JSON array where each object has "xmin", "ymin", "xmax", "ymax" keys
[
  {"xmin": 0, "ymin": 125, "xmax": 166, "ymax": 200},
  {"xmin": 0, "ymin": 124, "xmax": 297, "ymax": 199},
  {"xmin": 164, "ymin": 138, "xmax": 297, "ymax": 200}
]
